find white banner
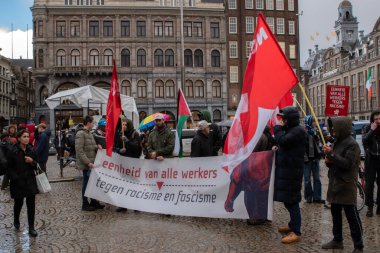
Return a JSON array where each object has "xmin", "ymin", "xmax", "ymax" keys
[{"xmin": 85, "ymin": 150, "xmax": 275, "ymax": 219}]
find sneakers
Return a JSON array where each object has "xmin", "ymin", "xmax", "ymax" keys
[
  {"xmin": 366, "ymin": 208, "xmax": 373, "ymax": 217},
  {"xmin": 321, "ymin": 240, "xmax": 344, "ymax": 249},
  {"xmin": 29, "ymin": 229, "xmax": 38, "ymax": 237},
  {"xmin": 82, "ymin": 205, "xmax": 96, "ymax": 211},
  {"xmin": 278, "ymin": 226, "xmax": 292, "ymax": 233},
  {"xmin": 281, "ymin": 232, "xmax": 301, "ymax": 244}
]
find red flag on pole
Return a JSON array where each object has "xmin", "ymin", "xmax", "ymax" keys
[
  {"xmin": 223, "ymin": 13, "xmax": 298, "ymax": 171},
  {"xmin": 106, "ymin": 60, "xmax": 122, "ymax": 156}
]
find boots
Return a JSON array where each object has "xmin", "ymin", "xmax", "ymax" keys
[
  {"xmin": 278, "ymin": 226, "xmax": 292, "ymax": 233},
  {"xmin": 281, "ymin": 232, "xmax": 301, "ymax": 244},
  {"xmin": 28, "ymin": 228, "xmax": 38, "ymax": 237},
  {"xmin": 321, "ymin": 240, "xmax": 344, "ymax": 249}
]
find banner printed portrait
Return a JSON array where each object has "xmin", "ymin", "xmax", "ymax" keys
[{"xmin": 85, "ymin": 150, "xmax": 275, "ymax": 219}]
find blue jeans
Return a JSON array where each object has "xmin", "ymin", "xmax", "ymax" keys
[
  {"xmin": 304, "ymin": 160, "xmax": 322, "ymax": 201},
  {"xmin": 284, "ymin": 202, "xmax": 301, "ymax": 236}
]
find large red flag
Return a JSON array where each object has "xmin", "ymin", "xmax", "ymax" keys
[
  {"xmin": 223, "ymin": 13, "xmax": 298, "ymax": 171},
  {"xmin": 106, "ymin": 60, "xmax": 122, "ymax": 156}
]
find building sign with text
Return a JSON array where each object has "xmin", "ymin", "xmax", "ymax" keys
[{"xmin": 325, "ymin": 85, "xmax": 350, "ymax": 116}]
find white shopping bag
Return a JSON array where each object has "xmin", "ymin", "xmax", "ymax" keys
[{"xmin": 35, "ymin": 164, "xmax": 51, "ymax": 193}]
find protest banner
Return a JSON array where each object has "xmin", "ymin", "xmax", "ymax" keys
[
  {"xmin": 85, "ymin": 150, "xmax": 275, "ymax": 220},
  {"xmin": 325, "ymin": 85, "xmax": 350, "ymax": 116}
]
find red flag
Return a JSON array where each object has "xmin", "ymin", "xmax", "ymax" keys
[
  {"xmin": 223, "ymin": 13, "xmax": 298, "ymax": 171},
  {"xmin": 106, "ymin": 60, "xmax": 122, "ymax": 156}
]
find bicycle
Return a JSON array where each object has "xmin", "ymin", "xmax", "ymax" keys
[{"xmin": 356, "ymin": 164, "xmax": 365, "ymax": 211}]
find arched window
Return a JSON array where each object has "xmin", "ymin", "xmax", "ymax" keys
[
  {"xmin": 71, "ymin": 49, "xmax": 80, "ymax": 66},
  {"xmin": 194, "ymin": 49, "xmax": 203, "ymax": 67},
  {"xmin": 89, "ymin": 49, "xmax": 99, "ymax": 66},
  {"xmin": 121, "ymin": 49, "xmax": 130, "ymax": 67},
  {"xmin": 213, "ymin": 109, "xmax": 221, "ymax": 122},
  {"xmin": 185, "ymin": 80, "xmax": 193, "ymax": 97},
  {"xmin": 56, "ymin": 49, "xmax": 66, "ymax": 66},
  {"xmin": 137, "ymin": 80, "xmax": 147, "ymax": 98},
  {"xmin": 211, "ymin": 50, "xmax": 220, "ymax": 67},
  {"xmin": 165, "ymin": 80, "xmax": 175, "ymax": 98},
  {"xmin": 121, "ymin": 80, "xmax": 131, "ymax": 96},
  {"xmin": 194, "ymin": 80, "xmax": 204, "ymax": 98},
  {"xmin": 154, "ymin": 49, "xmax": 164, "ymax": 67},
  {"xmin": 40, "ymin": 86, "xmax": 49, "ymax": 105},
  {"xmin": 104, "ymin": 49, "xmax": 113, "ymax": 66},
  {"xmin": 165, "ymin": 49, "xmax": 174, "ymax": 67},
  {"xmin": 137, "ymin": 49, "xmax": 146, "ymax": 67},
  {"xmin": 184, "ymin": 49, "xmax": 193, "ymax": 67},
  {"xmin": 212, "ymin": 80, "xmax": 221, "ymax": 98},
  {"xmin": 38, "ymin": 49, "xmax": 44, "ymax": 67},
  {"xmin": 155, "ymin": 80, "xmax": 164, "ymax": 98}
]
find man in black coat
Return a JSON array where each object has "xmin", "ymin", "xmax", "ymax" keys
[
  {"xmin": 191, "ymin": 120, "xmax": 213, "ymax": 157},
  {"xmin": 273, "ymin": 106, "xmax": 305, "ymax": 244}
]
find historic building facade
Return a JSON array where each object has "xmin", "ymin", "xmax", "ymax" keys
[
  {"xmin": 32, "ymin": 0, "xmax": 227, "ymax": 127},
  {"xmin": 225, "ymin": 0, "xmax": 300, "ymax": 117},
  {"xmin": 303, "ymin": 1, "xmax": 380, "ymax": 122}
]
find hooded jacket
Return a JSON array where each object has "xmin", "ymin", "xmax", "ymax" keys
[
  {"xmin": 273, "ymin": 107, "xmax": 305, "ymax": 203},
  {"xmin": 36, "ymin": 129, "xmax": 51, "ymax": 164},
  {"xmin": 75, "ymin": 125, "xmax": 98, "ymax": 170},
  {"xmin": 201, "ymin": 110, "xmax": 222, "ymax": 156},
  {"xmin": 326, "ymin": 117, "xmax": 360, "ymax": 205}
]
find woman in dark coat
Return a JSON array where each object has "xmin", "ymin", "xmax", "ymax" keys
[{"xmin": 7, "ymin": 129, "xmax": 39, "ymax": 237}]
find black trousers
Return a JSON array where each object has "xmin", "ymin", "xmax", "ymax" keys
[
  {"xmin": 14, "ymin": 195, "xmax": 36, "ymax": 229},
  {"xmin": 365, "ymin": 157, "xmax": 380, "ymax": 208},
  {"xmin": 331, "ymin": 203, "xmax": 363, "ymax": 249}
]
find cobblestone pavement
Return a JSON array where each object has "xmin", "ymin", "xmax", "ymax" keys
[{"xmin": 1, "ymin": 157, "xmax": 379, "ymax": 253}]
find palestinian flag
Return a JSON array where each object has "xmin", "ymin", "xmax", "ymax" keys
[
  {"xmin": 366, "ymin": 68, "xmax": 373, "ymax": 101},
  {"xmin": 173, "ymin": 88, "xmax": 191, "ymax": 157}
]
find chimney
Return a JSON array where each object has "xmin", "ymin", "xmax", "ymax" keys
[
  {"xmin": 308, "ymin": 49, "xmax": 312, "ymax": 56},
  {"xmin": 315, "ymin": 45, "xmax": 319, "ymax": 53}
]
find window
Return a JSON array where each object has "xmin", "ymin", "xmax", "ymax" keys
[
  {"xmin": 229, "ymin": 41, "xmax": 238, "ymax": 58},
  {"xmin": 89, "ymin": 21, "xmax": 99, "ymax": 37},
  {"xmin": 103, "ymin": 20, "xmax": 113, "ymax": 37},
  {"xmin": 137, "ymin": 21, "xmax": 146, "ymax": 37},
  {"xmin": 256, "ymin": 0, "xmax": 264, "ymax": 9},
  {"xmin": 184, "ymin": 49, "xmax": 193, "ymax": 67},
  {"xmin": 71, "ymin": 49, "xmax": 80, "ymax": 66},
  {"xmin": 70, "ymin": 21, "xmax": 80, "ymax": 37},
  {"xmin": 154, "ymin": 49, "xmax": 164, "ymax": 67},
  {"xmin": 121, "ymin": 21, "xmax": 130, "ymax": 37},
  {"xmin": 165, "ymin": 80, "xmax": 175, "ymax": 98},
  {"xmin": 164, "ymin": 21, "xmax": 173, "ymax": 36},
  {"xmin": 194, "ymin": 50, "xmax": 203, "ymax": 67},
  {"xmin": 193, "ymin": 22, "xmax": 202, "ymax": 37},
  {"xmin": 154, "ymin": 21, "xmax": 163, "ymax": 37},
  {"xmin": 56, "ymin": 21, "xmax": 66, "ymax": 37},
  {"xmin": 276, "ymin": 0, "xmax": 284, "ymax": 10},
  {"xmin": 137, "ymin": 49, "xmax": 146, "ymax": 67},
  {"xmin": 288, "ymin": 0, "xmax": 294, "ymax": 11},
  {"xmin": 289, "ymin": 45, "xmax": 296, "ymax": 59},
  {"xmin": 121, "ymin": 80, "xmax": 131, "ymax": 96},
  {"xmin": 289, "ymin": 21, "xmax": 295, "ymax": 35},
  {"xmin": 212, "ymin": 80, "xmax": 221, "ymax": 98},
  {"xmin": 155, "ymin": 80, "xmax": 164, "ymax": 98},
  {"xmin": 121, "ymin": 49, "xmax": 130, "ymax": 67},
  {"xmin": 210, "ymin": 22, "xmax": 219, "ymax": 38},
  {"xmin": 266, "ymin": 17, "xmax": 274, "ymax": 32},
  {"xmin": 194, "ymin": 80, "xmax": 204, "ymax": 98},
  {"xmin": 165, "ymin": 49, "xmax": 174, "ymax": 67},
  {"xmin": 89, "ymin": 49, "xmax": 99, "ymax": 66},
  {"xmin": 229, "ymin": 17, "xmax": 237, "ymax": 34},
  {"xmin": 279, "ymin": 42, "xmax": 286, "ymax": 53},
  {"xmin": 276, "ymin": 18, "xmax": 285, "ymax": 34},
  {"xmin": 38, "ymin": 49, "xmax": 44, "ymax": 67},
  {"xmin": 56, "ymin": 50, "xmax": 66, "ymax": 66},
  {"xmin": 38, "ymin": 20, "xmax": 43, "ymax": 37},
  {"xmin": 246, "ymin": 17, "xmax": 254, "ymax": 34},
  {"xmin": 246, "ymin": 41, "xmax": 253, "ymax": 58},
  {"xmin": 185, "ymin": 80, "xmax": 193, "ymax": 97},
  {"xmin": 228, "ymin": 0, "xmax": 236, "ymax": 9},
  {"xmin": 211, "ymin": 50, "xmax": 220, "ymax": 67},
  {"xmin": 104, "ymin": 49, "xmax": 113, "ymax": 66},
  {"xmin": 137, "ymin": 80, "xmax": 147, "ymax": 98},
  {"xmin": 230, "ymin": 66, "xmax": 238, "ymax": 83},
  {"xmin": 213, "ymin": 110, "xmax": 222, "ymax": 122},
  {"xmin": 266, "ymin": 0, "xmax": 274, "ymax": 10},
  {"xmin": 184, "ymin": 22, "xmax": 192, "ymax": 37},
  {"xmin": 245, "ymin": 0, "xmax": 253, "ymax": 9},
  {"xmin": 40, "ymin": 86, "xmax": 48, "ymax": 105}
]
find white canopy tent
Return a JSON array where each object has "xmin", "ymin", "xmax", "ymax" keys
[{"xmin": 45, "ymin": 85, "xmax": 139, "ymax": 129}]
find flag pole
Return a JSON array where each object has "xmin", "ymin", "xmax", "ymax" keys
[
  {"xmin": 294, "ymin": 97, "xmax": 306, "ymax": 116},
  {"xmin": 297, "ymin": 82, "xmax": 326, "ymax": 145}
]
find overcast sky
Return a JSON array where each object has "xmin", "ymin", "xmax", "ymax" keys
[{"xmin": 0, "ymin": 0, "xmax": 379, "ymax": 65}]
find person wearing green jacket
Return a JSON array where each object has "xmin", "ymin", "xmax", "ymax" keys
[{"xmin": 147, "ymin": 114, "xmax": 175, "ymax": 161}]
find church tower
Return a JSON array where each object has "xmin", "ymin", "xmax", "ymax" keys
[{"xmin": 334, "ymin": 0, "xmax": 358, "ymax": 51}]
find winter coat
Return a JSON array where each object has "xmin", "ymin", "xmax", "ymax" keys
[
  {"xmin": 36, "ymin": 129, "xmax": 51, "ymax": 164},
  {"xmin": 147, "ymin": 126, "xmax": 175, "ymax": 158},
  {"xmin": 304, "ymin": 130, "xmax": 321, "ymax": 162},
  {"xmin": 191, "ymin": 130, "xmax": 213, "ymax": 157},
  {"xmin": 7, "ymin": 144, "xmax": 38, "ymax": 199},
  {"xmin": 326, "ymin": 117, "xmax": 360, "ymax": 206},
  {"xmin": 362, "ymin": 126, "xmax": 380, "ymax": 157},
  {"xmin": 114, "ymin": 129, "xmax": 142, "ymax": 158},
  {"xmin": 75, "ymin": 127, "xmax": 98, "ymax": 170},
  {"xmin": 93, "ymin": 129, "xmax": 106, "ymax": 149},
  {"xmin": 273, "ymin": 107, "xmax": 305, "ymax": 204},
  {"xmin": 201, "ymin": 110, "xmax": 222, "ymax": 156},
  {"xmin": 254, "ymin": 126, "xmax": 276, "ymax": 152}
]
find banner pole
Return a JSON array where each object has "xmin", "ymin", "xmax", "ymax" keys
[{"xmin": 297, "ymin": 82, "xmax": 326, "ymax": 145}]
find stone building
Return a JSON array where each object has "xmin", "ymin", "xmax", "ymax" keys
[
  {"xmin": 31, "ymin": 0, "xmax": 227, "ymax": 128},
  {"xmin": 302, "ymin": 0, "xmax": 380, "ymax": 122}
]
